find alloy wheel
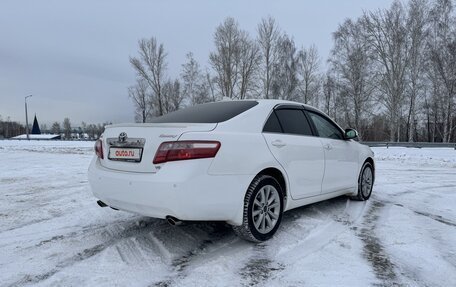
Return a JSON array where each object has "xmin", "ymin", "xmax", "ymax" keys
[
  {"xmin": 361, "ymin": 167, "xmax": 373, "ymax": 198},
  {"xmin": 252, "ymin": 185, "xmax": 281, "ymax": 234}
]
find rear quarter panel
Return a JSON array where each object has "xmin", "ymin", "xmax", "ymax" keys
[
  {"xmin": 178, "ymin": 131, "xmax": 281, "ymax": 176},
  {"xmin": 177, "ymin": 130, "xmax": 285, "ymax": 225}
]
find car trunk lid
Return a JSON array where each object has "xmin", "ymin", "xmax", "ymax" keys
[{"xmin": 100, "ymin": 123, "xmax": 216, "ymax": 173}]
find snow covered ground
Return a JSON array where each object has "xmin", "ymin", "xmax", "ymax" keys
[{"xmin": 1, "ymin": 140, "xmax": 455, "ymax": 287}]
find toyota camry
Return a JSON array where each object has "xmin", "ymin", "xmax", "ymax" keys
[{"xmin": 88, "ymin": 100, "xmax": 375, "ymax": 242}]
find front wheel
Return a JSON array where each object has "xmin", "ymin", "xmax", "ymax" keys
[
  {"xmin": 233, "ymin": 175, "xmax": 284, "ymax": 242},
  {"xmin": 351, "ymin": 162, "xmax": 374, "ymax": 201}
]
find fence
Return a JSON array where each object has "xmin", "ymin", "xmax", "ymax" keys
[{"xmin": 361, "ymin": 141, "xmax": 456, "ymax": 149}]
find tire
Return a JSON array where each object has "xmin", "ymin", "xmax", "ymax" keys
[
  {"xmin": 351, "ymin": 161, "xmax": 374, "ymax": 201},
  {"xmin": 233, "ymin": 175, "xmax": 284, "ymax": 242}
]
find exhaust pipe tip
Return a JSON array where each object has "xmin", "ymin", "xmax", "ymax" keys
[
  {"xmin": 97, "ymin": 200, "xmax": 108, "ymax": 208},
  {"xmin": 166, "ymin": 216, "xmax": 182, "ymax": 226}
]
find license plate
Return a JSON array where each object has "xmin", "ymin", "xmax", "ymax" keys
[{"xmin": 108, "ymin": 147, "xmax": 142, "ymax": 162}]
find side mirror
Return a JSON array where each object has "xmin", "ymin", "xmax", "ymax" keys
[{"xmin": 345, "ymin": 129, "xmax": 358, "ymax": 140}]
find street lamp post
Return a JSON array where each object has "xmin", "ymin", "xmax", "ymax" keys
[{"xmin": 25, "ymin": 95, "xmax": 32, "ymax": 140}]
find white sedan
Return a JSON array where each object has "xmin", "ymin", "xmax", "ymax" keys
[{"xmin": 88, "ymin": 100, "xmax": 375, "ymax": 242}]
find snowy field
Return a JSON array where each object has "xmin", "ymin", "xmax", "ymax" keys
[{"xmin": 1, "ymin": 140, "xmax": 455, "ymax": 287}]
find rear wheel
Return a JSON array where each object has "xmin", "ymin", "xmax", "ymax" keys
[
  {"xmin": 233, "ymin": 175, "xmax": 284, "ymax": 242},
  {"xmin": 351, "ymin": 162, "xmax": 374, "ymax": 201}
]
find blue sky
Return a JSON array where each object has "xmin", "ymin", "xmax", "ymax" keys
[{"xmin": 0, "ymin": 0, "xmax": 394, "ymax": 126}]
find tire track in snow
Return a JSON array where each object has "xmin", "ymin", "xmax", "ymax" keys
[
  {"xmin": 7, "ymin": 195, "xmax": 370, "ymax": 287},
  {"xmin": 170, "ymin": 223, "xmax": 234, "ymax": 268},
  {"xmin": 8, "ymin": 218, "xmax": 164, "ymax": 286},
  {"xmin": 237, "ymin": 197, "xmax": 366, "ymax": 286},
  {"xmin": 239, "ymin": 244, "xmax": 284, "ymax": 286},
  {"xmin": 8, "ymin": 216, "xmax": 237, "ymax": 287},
  {"xmin": 364, "ymin": 195, "xmax": 455, "ymax": 286},
  {"xmin": 154, "ymin": 196, "xmax": 362, "ymax": 287},
  {"xmin": 356, "ymin": 200, "xmax": 400, "ymax": 286},
  {"xmin": 389, "ymin": 202, "xmax": 456, "ymax": 227},
  {"xmin": 390, "ymin": 204, "xmax": 456, "ymax": 272},
  {"xmin": 151, "ymin": 223, "xmax": 235, "ymax": 286},
  {"xmin": 411, "ymin": 210, "xmax": 456, "ymax": 227},
  {"xmin": 11, "ymin": 244, "xmax": 106, "ymax": 287}
]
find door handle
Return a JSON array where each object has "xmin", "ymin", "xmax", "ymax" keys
[
  {"xmin": 323, "ymin": 144, "xmax": 333, "ymax": 150},
  {"xmin": 271, "ymin": 140, "xmax": 286, "ymax": 148}
]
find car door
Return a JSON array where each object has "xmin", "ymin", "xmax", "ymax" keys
[
  {"xmin": 262, "ymin": 106, "xmax": 325, "ymax": 199},
  {"xmin": 306, "ymin": 110, "xmax": 359, "ymax": 194}
]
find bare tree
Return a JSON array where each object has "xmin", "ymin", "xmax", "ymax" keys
[
  {"xmin": 130, "ymin": 37, "xmax": 167, "ymax": 116},
  {"xmin": 257, "ymin": 16, "xmax": 281, "ymax": 99},
  {"xmin": 209, "ymin": 17, "xmax": 243, "ymax": 99},
  {"xmin": 86, "ymin": 124, "xmax": 97, "ymax": 139},
  {"xmin": 51, "ymin": 121, "xmax": 61, "ymax": 134},
  {"xmin": 271, "ymin": 34, "xmax": 299, "ymax": 101},
  {"xmin": 40, "ymin": 123, "xmax": 47, "ymax": 133},
  {"xmin": 162, "ymin": 79, "xmax": 184, "ymax": 113},
  {"xmin": 330, "ymin": 18, "xmax": 376, "ymax": 137},
  {"xmin": 298, "ymin": 44, "xmax": 321, "ymax": 105},
  {"xmin": 128, "ymin": 78, "xmax": 152, "ymax": 123},
  {"xmin": 63, "ymin": 118, "xmax": 71, "ymax": 140},
  {"xmin": 427, "ymin": 0, "xmax": 456, "ymax": 142},
  {"xmin": 205, "ymin": 70, "xmax": 218, "ymax": 102},
  {"xmin": 181, "ymin": 52, "xmax": 211, "ymax": 105},
  {"xmin": 405, "ymin": 0, "xmax": 429, "ymax": 141},
  {"xmin": 322, "ymin": 71, "xmax": 337, "ymax": 117},
  {"xmin": 181, "ymin": 52, "xmax": 200, "ymax": 105},
  {"xmin": 95, "ymin": 123, "xmax": 110, "ymax": 138},
  {"xmin": 80, "ymin": 122, "xmax": 86, "ymax": 134},
  {"xmin": 364, "ymin": 1, "xmax": 409, "ymax": 141},
  {"xmin": 238, "ymin": 35, "xmax": 261, "ymax": 99}
]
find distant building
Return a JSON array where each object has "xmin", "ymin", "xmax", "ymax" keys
[
  {"xmin": 31, "ymin": 115, "xmax": 41, "ymax": 134},
  {"xmin": 12, "ymin": 114, "xmax": 62, "ymax": 140}
]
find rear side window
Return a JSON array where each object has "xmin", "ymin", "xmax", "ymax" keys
[
  {"xmin": 263, "ymin": 112, "xmax": 282, "ymax": 133},
  {"xmin": 149, "ymin": 101, "xmax": 258, "ymax": 123},
  {"xmin": 274, "ymin": 109, "xmax": 313, "ymax": 136}
]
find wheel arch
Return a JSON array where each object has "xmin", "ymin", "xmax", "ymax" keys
[
  {"xmin": 363, "ymin": 157, "xmax": 375, "ymax": 183},
  {"xmin": 255, "ymin": 167, "xmax": 288, "ymax": 208}
]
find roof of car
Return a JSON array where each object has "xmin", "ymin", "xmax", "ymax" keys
[{"xmin": 242, "ymin": 99, "xmax": 316, "ymax": 110}]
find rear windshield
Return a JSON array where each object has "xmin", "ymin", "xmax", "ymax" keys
[{"xmin": 149, "ymin": 101, "xmax": 258, "ymax": 123}]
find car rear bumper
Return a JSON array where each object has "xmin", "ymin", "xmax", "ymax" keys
[{"xmin": 88, "ymin": 157, "xmax": 252, "ymax": 225}]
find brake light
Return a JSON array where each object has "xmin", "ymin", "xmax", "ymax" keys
[
  {"xmin": 153, "ymin": 141, "xmax": 221, "ymax": 164},
  {"xmin": 94, "ymin": 139, "xmax": 104, "ymax": 159}
]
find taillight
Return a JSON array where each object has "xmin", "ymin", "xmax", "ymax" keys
[
  {"xmin": 153, "ymin": 141, "xmax": 221, "ymax": 164},
  {"xmin": 94, "ymin": 139, "xmax": 104, "ymax": 159}
]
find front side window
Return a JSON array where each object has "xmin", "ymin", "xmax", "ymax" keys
[
  {"xmin": 274, "ymin": 109, "xmax": 313, "ymax": 136},
  {"xmin": 308, "ymin": 112, "xmax": 343, "ymax": 140}
]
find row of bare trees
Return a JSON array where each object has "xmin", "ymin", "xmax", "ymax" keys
[
  {"xmin": 50, "ymin": 119, "xmax": 107, "ymax": 140},
  {"xmin": 0, "ymin": 115, "xmax": 25, "ymax": 138},
  {"xmin": 328, "ymin": 0, "xmax": 456, "ymax": 142},
  {"xmin": 129, "ymin": 17, "xmax": 324, "ymax": 121},
  {"xmin": 129, "ymin": 0, "xmax": 456, "ymax": 142},
  {"xmin": 0, "ymin": 115, "xmax": 107, "ymax": 140}
]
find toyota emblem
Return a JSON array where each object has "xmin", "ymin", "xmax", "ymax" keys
[{"xmin": 118, "ymin": 132, "xmax": 127, "ymax": 142}]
